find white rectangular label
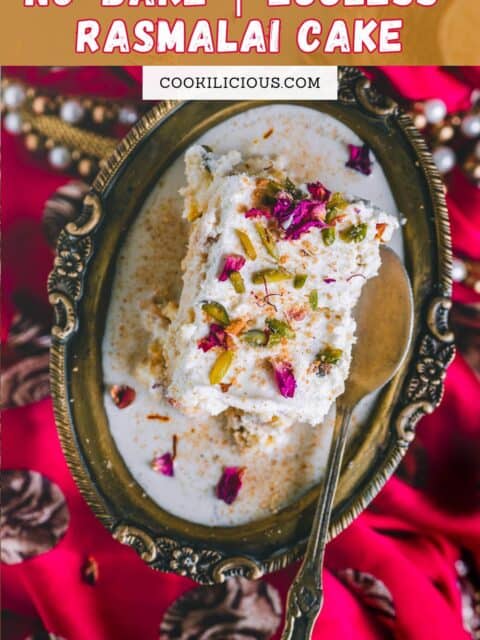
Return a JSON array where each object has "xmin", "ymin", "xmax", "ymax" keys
[{"xmin": 142, "ymin": 66, "xmax": 338, "ymax": 101}]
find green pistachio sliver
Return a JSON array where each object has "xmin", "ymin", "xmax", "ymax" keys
[
  {"xmin": 201, "ymin": 301, "xmax": 230, "ymax": 326},
  {"xmin": 321, "ymin": 227, "xmax": 336, "ymax": 246},
  {"xmin": 340, "ymin": 223, "xmax": 368, "ymax": 243},
  {"xmin": 284, "ymin": 177, "xmax": 304, "ymax": 200},
  {"xmin": 261, "ymin": 179, "xmax": 284, "ymax": 205},
  {"xmin": 266, "ymin": 318, "xmax": 295, "ymax": 339},
  {"xmin": 251, "ymin": 268, "xmax": 292, "ymax": 285},
  {"xmin": 318, "ymin": 346, "xmax": 343, "ymax": 365},
  {"xmin": 326, "ymin": 192, "xmax": 348, "ymax": 222},
  {"xmin": 293, "ymin": 274, "xmax": 307, "ymax": 289},
  {"xmin": 309, "ymin": 290, "xmax": 319, "ymax": 310},
  {"xmin": 267, "ymin": 333, "xmax": 282, "ymax": 347},
  {"xmin": 243, "ymin": 329, "xmax": 268, "ymax": 347},
  {"xmin": 229, "ymin": 271, "xmax": 245, "ymax": 294},
  {"xmin": 255, "ymin": 223, "xmax": 278, "ymax": 260},
  {"xmin": 235, "ymin": 228, "xmax": 257, "ymax": 260},
  {"xmin": 209, "ymin": 350, "xmax": 234, "ymax": 385}
]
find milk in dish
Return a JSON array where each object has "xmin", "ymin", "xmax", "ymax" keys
[{"xmin": 102, "ymin": 104, "xmax": 402, "ymax": 525}]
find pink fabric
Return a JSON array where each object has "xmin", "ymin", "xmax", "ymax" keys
[{"xmin": 2, "ymin": 67, "xmax": 480, "ymax": 640}]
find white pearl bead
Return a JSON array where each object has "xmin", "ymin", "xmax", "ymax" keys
[
  {"xmin": 461, "ymin": 114, "xmax": 480, "ymax": 139},
  {"xmin": 3, "ymin": 84, "xmax": 26, "ymax": 109},
  {"xmin": 433, "ymin": 146, "xmax": 456, "ymax": 174},
  {"xmin": 424, "ymin": 99, "xmax": 447, "ymax": 125},
  {"xmin": 4, "ymin": 111, "xmax": 23, "ymax": 134},
  {"xmin": 471, "ymin": 89, "xmax": 480, "ymax": 106},
  {"xmin": 475, "ymin": 140, "xmax": 480, "ymax": 160},
  {"xmin": 118, "ymin": 105, "xmax": 138, "ymax": 126},
  {"xmin": 49, "ymin": 146, "xmax": 72, "ymax": 170},
  {"xmin": 60, "ymin": 99, "xmax": 85, "ymax": 125},
  {"xmin": 452, "ymin": 258, "xmax": 467, "ymax": 282}
]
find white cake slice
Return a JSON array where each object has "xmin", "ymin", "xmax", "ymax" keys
[{"xmin": 163, "ymin": 145, "xmax": 397, "ymax": 429}]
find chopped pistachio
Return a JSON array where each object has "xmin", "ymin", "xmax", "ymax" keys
[
  {"xmin": 284, "ymin": 177, "xmax": 304, "ymax": 200},
  {"xmin": 235, "ymin": 228, "xmax": 257, "ymax": 260},
  {"xmin": 318, "ymin": 346, "xmax": 343, "ymax": 364},
  {"xmin": 243, "ymin": 329, "xmax": 268, "ymax": 346},
  {"xmin": 209, "ymin": 350, "xmax": 234, "ymax": 385},
  {"xmin": 251, "ymin": 268, "xmax": 292, "ymax": 284},
  {"xmin": 266, "ymin": 318, "xmax": 295, "ymax": 339},
  {"xmin": 255, "ymin": 222, "xmax": 279, "ymax": 260},
  {"xmin": 315, "ymin": 345, "xmax": 343, "ymax": 377},
  {"xmin": 293, "ymin": 274, "xmax": 307, "ymax": 289},
  {"xmin": 201, "ymin": 301, "xmax": 230, "ymax": 326},
  {"xmin": 309, "ymin": 290, "xmax": 319, "ymax": 310},
  {"xmin": 267, "ymin": 333, "xmax": 282, "ymax": 347},
  {"xmin": 340, "ymin": 223, "xmax": 368, "ymax": 243},
  {"xmin": 262, "ymin": 179, "xmax": 284, "ymax": 204},
  {"xmin": 321, "ymin": 227, "xmax": 336, "ymax": 246},
  {"xmin": 326, "ymin": 192, "xmax": 348, "ymax": 222},
  {"xmin": 229, "ymin": 271, "xmax": 245, "ymax": 294}
]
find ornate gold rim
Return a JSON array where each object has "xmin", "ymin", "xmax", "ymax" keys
[{"xmin": 49, "ymin": 68, "xmax": 455, "ymax": 584}]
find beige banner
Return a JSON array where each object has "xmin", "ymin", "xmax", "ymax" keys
[{"xmin": 0, "ymin": 0, "xmax": 479, "ymax": 65}]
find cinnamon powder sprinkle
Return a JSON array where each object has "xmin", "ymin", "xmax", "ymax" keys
[{"xmin": 263, "ymin": 128, "xmax": 274, "ymax": 139}]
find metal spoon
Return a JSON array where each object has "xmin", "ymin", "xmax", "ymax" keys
[{"xmin": 281, "ymin": 246, "xmax": 414, "ymax": 640}]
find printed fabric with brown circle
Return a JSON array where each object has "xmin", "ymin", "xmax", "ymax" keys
[
  {"xmin": 1, "ymin": 469, "xmax": 70, "ymax": 565},
  {"xmin": 159, "ymin": 577, "xmax": 282, "ymax": 640}
]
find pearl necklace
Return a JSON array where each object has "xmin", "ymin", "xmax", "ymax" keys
[
  {"xmin": 408, "ymin": 91, "xmax": 480, "ymax": 187},
  {"xmin": 1, "ymin": 77, "xmax": 146, "ymax": 179}
]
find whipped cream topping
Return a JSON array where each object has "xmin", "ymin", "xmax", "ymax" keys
[{"xmin": 163, "ymin": 146, "xmax": 398, "ymax": 428}]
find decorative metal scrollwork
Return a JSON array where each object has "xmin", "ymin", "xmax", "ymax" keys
[
  {"xmin": 48, "ymin": 191, "xmax": 102, "ymax": 343},
  {"xmin": 395, "ymin": 297, "xmax": 455, "ymax": 448},
  {"xmin": 113, "ymin": 524, "xmax": 157, "ymax": 563}
]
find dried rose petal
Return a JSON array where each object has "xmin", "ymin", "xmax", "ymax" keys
[
  {"xmin": 152, "ymin": 452, "xmax": 174, "ymax": 477},
  {"xmin": 282, "ymin": 200, "xmax": 328, "ymax": 240},
  {"xmin": 110, "ymin": 385, "xmax": 136, "ymax": 409},
  {"xmin": 286, "ymin": 219, "xmax": 328, "ymax": 240},
  {"xmin": 271, "ymin": 360, "xmax": 297, "ymax": 398},
  {"xmin": 323, "ymin": 278, "xmax": 336, "ymax": 284},
  {"xmin": 82, "ymin": 556, "xmax": 99, "ymax": 585},
  {"xmin": 346, "ymin": 143, "xmax": 373, "ymax": 176},
  {"xmin": 245, "ymin": 208, "xmax": 272, "ymax": 219},
  {"xmin": 198, "ymin": 323, "xmax": 227, "ymax": 352},
  {"xmin": 272, "ymin": 196, "xmax": 294, "ymax": 223},
  {"xmin": 307, "ymin": 181, "xmax": 331, "ymax": 202},
  {"xmin": 216, "ymin": 467, "xmax": 245, "ymax": 504},
  {"xmin": 219, "ymin": 254, "xmax": 246, "ymax": 281},
  {"xmin": 289, "ymin": 200, "xmax": 326, "ymax": 224}
]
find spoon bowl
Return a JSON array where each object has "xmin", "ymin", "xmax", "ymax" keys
[{"xmin": 347, "ymin": 245, "xmax": 415, "ymax": 404}]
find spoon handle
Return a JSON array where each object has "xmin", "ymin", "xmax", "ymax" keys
[{"xmin": 281, "ymin": 404, "xmax": 353, "ymax": 640}]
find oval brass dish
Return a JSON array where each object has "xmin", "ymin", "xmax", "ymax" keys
[{"xmin": 48, "ymin": 68, "xmax": 454, "ymax": 585}]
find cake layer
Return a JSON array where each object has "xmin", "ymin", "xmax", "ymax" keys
[{"xmin": 163, "ymin": 145, "xmax": 397, "ymax": 427}]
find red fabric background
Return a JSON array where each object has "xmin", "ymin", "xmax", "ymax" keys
[{"xmin": 2, "ymin": 67, "xmax": 480, "ymax": 639}]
